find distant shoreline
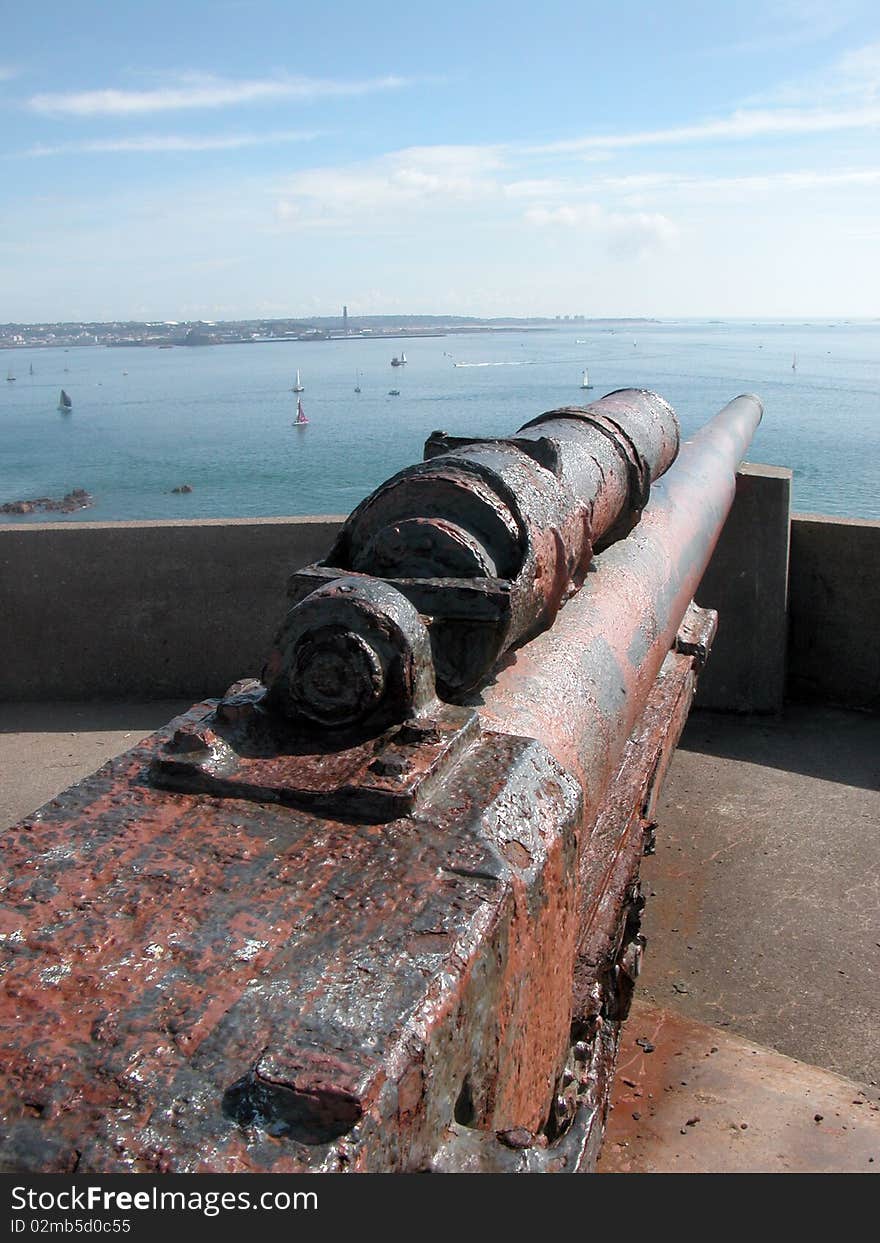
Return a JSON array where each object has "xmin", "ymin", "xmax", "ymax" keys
[
  {"xmin": 4, "ymin": 315, "xmax": 876, "ymax": 352},
  {"xmin": 0, "ymin": 317, "xmax": 659, "ymax": 352}
]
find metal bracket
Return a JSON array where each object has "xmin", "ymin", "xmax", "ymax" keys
[
  {"xmin": 150, "ymin": 684, "xmax": 480, "ymax": 823},
  {"xmin": 674, "ymin": 602, "xmax": 718, "ymax": 671},
  {"xmin": 287, "ymin": 563, "xmax": 513, "ymax": 699}
]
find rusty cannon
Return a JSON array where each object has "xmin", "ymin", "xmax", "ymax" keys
[{"xmin": 0, "ymin": 388, "xmax": 762, "ymax": 1174}]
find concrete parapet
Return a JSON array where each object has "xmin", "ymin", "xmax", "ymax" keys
[
  {"xmin": 2, "ymin": 488, "xmax": 877, "ymax": 711},
  {"xmin": 788, "ymin": 512, "xmax": 880, "ymax": 711},
  {"xmin": 0, "ymin": 516, "xmax": 341, "ymax": 701},
  {"xmin": 695, "ymin": 463, "xmax": 792, "ymax": 713}
]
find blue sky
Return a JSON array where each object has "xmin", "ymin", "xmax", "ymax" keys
[{"xmin": 2, "ymin": 0, "xmax": 880, "ymax": 321}]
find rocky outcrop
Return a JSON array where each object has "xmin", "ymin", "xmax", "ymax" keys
[{"xmin": 1, "ymin": 489, "xmax": 93, "ymax": 515}]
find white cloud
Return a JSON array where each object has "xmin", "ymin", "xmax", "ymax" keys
[
  {"xmin": 826, "ymin": 41, "xmax": 880, "ymax": 100},
  {"xmin": 820, "ymin": 40, "xmax": 880, "ymax": 101},
  {"xmin": 27, "ymin": 72, "xmax": 412, "ymax": 116},
  {"xmin": 723, "ymin": 0, "xmax": 863, "ymax": 54},
  {"xmin": 389, "ymin": 143, "xmax": 506, "ymax": 173},
  {"xmin": 506, "ymin": 40, "xmax": 880, "ymax": 158},
  {"xmin": 274, "ymin": 145, "xmax": 504, "ymax": 224},
  {"xmin": 502, "ymin": 178, "xmax": 572, "ymax": 200},
  {"xmin": 536, "ymin": 104, "xmax": 880, "ymax": 152},
  {"xmin": 744, "ymin": 39, "xmax": 880, "ymax": 107},
  {"xmin": 26, "ymin": 130, "xmax": 320, "ymax": 156},
  {"xmin": 604, "ymin": 211, "xmax": 679, "ymax": 258},
  {"xmin": 270, "ymin": 126, "xmax": 880, "ymax": 242},
  {"xmin": 524, "ymin": 203, "xmax": 602, "ymax": 227},
  {"xmin": 523, "ymin": 200, "xmax": 678, "ymax": 258},
  {"xmin": 600, "ymin": 167, "xmax": 880, "ymax": 204}
]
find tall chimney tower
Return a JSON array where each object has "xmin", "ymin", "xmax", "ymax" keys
[{"xmin": 343, "ymin": 305, "xmax": 348, "ymax": 335}]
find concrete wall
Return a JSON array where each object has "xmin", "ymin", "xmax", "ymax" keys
[
  {"xmin": 2, "ymin": 495, "xmax": 877, "ymax": 710},
  {"xmin": 787, "ymin": 513, "xmax": 880, "ymax": 712},
  {"xmin": 0, "ymin": 517, "xmax": 341, "ymax": 701},
  {"xmin": 695, "ymin": 464, "xmax": 792, "ymax": 714}
]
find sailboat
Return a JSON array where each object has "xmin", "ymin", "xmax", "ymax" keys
[
  {"xmin": 390, "ymin": 351, "xmax": 406, "ymax": 367},
  {"xmin": 292, "ymin": 369, "xmax": 304, "ymax": 393},
  {"xmin": 354, "ymin": 371, "xmax": 362, "ymax": 393},
  {"xmin": 29, "ymin": 364, "xmax": 34, "ymax": 377},
  {"xmin": 580, "ymin": 369, "xmax": 593, "ymax": 390},
  {"xmin": 293, "ymin": 397, "xmax": 309, "ymax": 426},
  {"xmin": 792, "ymin": 354, "xmax": 797, "ymax": 371},
  {"xmin": 6, "ymin": 368, "xmax": 15, "ymax": 382},
  {"xmin": 58, "ymin": 389, "xmax": 72, "ymax": 411}
]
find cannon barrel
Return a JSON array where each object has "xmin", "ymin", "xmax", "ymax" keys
[
  {"xmin": 478, "ymin": 393, "xmax": 764, "ymax": 800},
  {"xmin": 0, "ymin": 390, "xmax": 762, "ymax": 1174},
  {"xmin": 275, "ymin": 388, "xmax": 680, "ymax": 705}
]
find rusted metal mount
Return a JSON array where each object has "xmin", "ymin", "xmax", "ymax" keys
[
  {"xmin": 288, "ymin": 389, "xmax": 680, "ymax": 697},
  {"xmin": 283, "ymin": 561, "xmax": 509, "ymax": 703},
  {"xmin": 147, "ymin": 386, "xmax": 728, "ymax": 828},
  {"xmin": 151, "ymin": 688, "xmax": 478, "ymax": 823},
  {"xmin": 0, "ymin": 610, "xmax": 713, "ymax": 1175},
  {"xmin": 262, "ymin": 576, "xmax": 437, "ymax": 730},
  {"xmin": 425, "ymin": 608, "xmax": 718, "ymax": 1173},
  {"xmin": 152, "ymin": 576, "xmax": 480, "ymax": 821}
]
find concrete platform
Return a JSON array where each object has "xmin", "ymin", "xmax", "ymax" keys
[
  {"xmin": 0, "ymin": 700, "xmax": 192, "ymax": 831},
  {"xmin": 638, "ymin": 706, "xmax": 880, "ymax": 1087},
  {"xmin": 1, "ymin": 700, "xmax": 878, "ymax": 1171},
  {"xmin": 598, "ymin": 1000, "xmax": 879, "ymax": 1172}
]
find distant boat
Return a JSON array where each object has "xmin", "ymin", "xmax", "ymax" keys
[
  {"xmin": 58, "ymin": 389, "xmax": 72, "ymax": 411},
  {"xmin": 580, "ymin": 369, "xmax": 593, "ymax": 390},
  {"xmin": 354, "ymin": 371, "xmax": 362, "ymax": 393},
  {"xmin": 388, "ymin": 389, "xmax": 400, "ymax": 396},
  {"xmin": 6, "ymin": 368, "xmax": 14, "ymax": 382},
  {"xmin": 292, "ymin": 369, "xmax": 304, "ymax": 393},
  {"xmin": 792, "ymin": 353, "xmax": 797, "ymax": 371},
  {"xmin": 390, "ymin": 352, "xmax": 406, "ymax": 367},
  {"xmin": 293, "ymin": 397, "xmax": 309, "ymax": 425},
  {"xmin": 29, "ymin": 364, "xmax": 34, "ymax": 376},
  {"xmin": 158, "ymin": 344, "xmax": 173, "ymax": 349}
]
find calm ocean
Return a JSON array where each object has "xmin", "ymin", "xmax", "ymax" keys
[{"xmin": 2, "ymin": 319, "xmax": 878, "ymax": 523}]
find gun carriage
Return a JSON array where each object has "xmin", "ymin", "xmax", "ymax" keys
[{"xmin": 0, "ymin": 389, "xmax": 762, "ymax": 1173}]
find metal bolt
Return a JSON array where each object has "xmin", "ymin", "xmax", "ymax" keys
[
  {"xmin": 170, "ymin": 725, "xmax": 214, "ymax": 753},
  {"xmin": 290, "ymin": 630, "xmax": 385, "ymax": 726},
  {"xmin": 368, "ymin": 753, "xmax": 408, "ymax": 778}
]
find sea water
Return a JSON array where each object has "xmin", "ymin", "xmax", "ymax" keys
[{"xmin": 1, "ymin": 319, "xmax": 878, "ymax": 523}]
